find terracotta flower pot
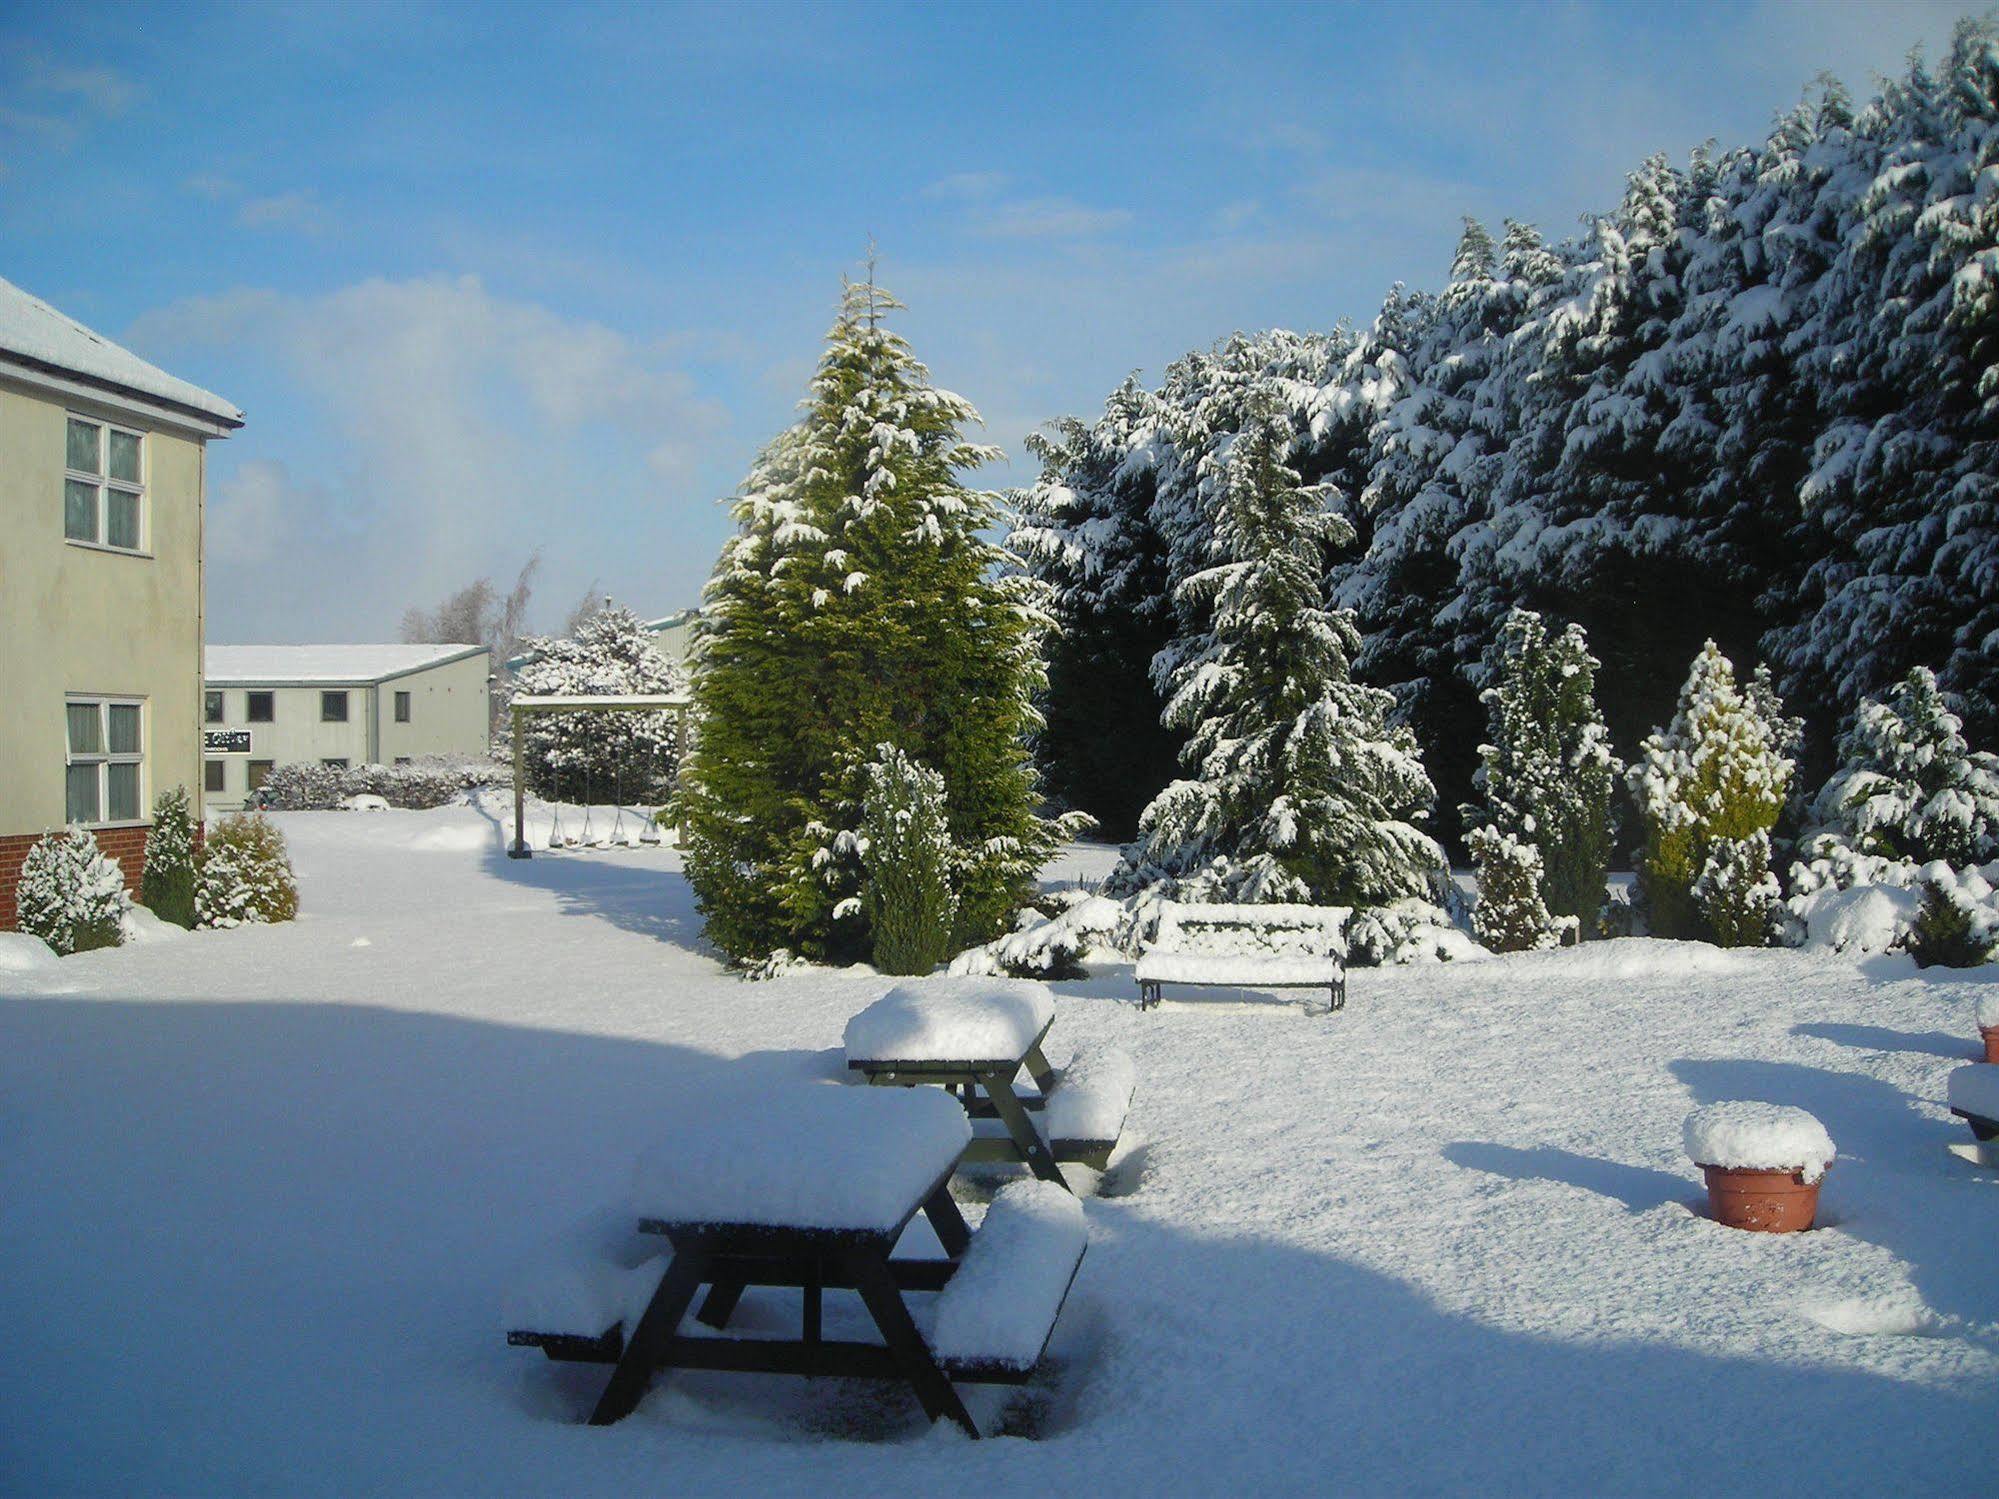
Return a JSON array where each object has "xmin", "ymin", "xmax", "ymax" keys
[
  {"xmin": 1699, "ymin": 1164, "xmax": 1823, "ymax": 1232},
  {"xmin": 1981, "ymin": 1026, "xmax": 1999, "ymax": 1065}
]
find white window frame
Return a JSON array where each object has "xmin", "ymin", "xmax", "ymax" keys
[
  {"xmin": 65, "ymin": 694, "xmax": 146, "ymax": 827},
  {"xmin": 64, "ymin": 413, "xmax": 148, "ymax": 556}
]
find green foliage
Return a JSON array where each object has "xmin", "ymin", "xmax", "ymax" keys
[
  {"xmin": 680, "ymin": 269, "xmax": 1063, "ymax": 964},
  {"xmin": 1468, "ymin": 826, "xmax": 1562, "ymax": 952},
  {"xmin": 1467, "ymin": 610, "xmax": 1620, "ymax": 923},
  {"xmin": 140, "ymin": 785, "xmax": 198, "ymax": 929},
  {"xmin": 1692, "ymin": 831, "xmax": 1780, "ymax": 948},
  {"xmin": 1908, "ymin": 879, "xmax": 1998, "ymax": 968},
  {"xmin": 1815, "ymin": 666, "xmax": 1999, "ymax": 865},
  {"xmin": 16, "ymin": 826, "xmax": 127, "ymax": 955},
  {"xmin": 858, "ymin": 744, "xmax": 957, "ymax": 975},
  {"xmin": 197, "ymin": 813, "xmax": 300, "ymax": 928},
  {"xmin": 1628, "ymin": 642, "xmax": 1794, "ymax": 940}
]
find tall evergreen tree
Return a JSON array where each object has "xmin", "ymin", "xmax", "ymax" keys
[
  {"xmin": 1111, "ymin": 404, "xmax": 1442, "ymax": 906},
  {"xmin": 1467, "ymin": 610, "xmax": 1620, "ymax": 922},
  {"xmin": 681, "ymin": 269, "xmax": 1062, "ymax": 965}
]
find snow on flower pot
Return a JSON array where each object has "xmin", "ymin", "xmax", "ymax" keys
[
  {"xmin": 1682, "ymin": 1103, "xmax": 1835, "ymax": 1233},
  {"xmin": 1978, "ymin": 994, "xmax": 1999, "ymax": 1064}
]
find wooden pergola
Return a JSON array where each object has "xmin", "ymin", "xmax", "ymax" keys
[{"xmin": 506, "ymin": 692, "xmax": 691, "ymax": 859}]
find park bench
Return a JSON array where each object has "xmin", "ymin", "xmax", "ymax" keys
[
  {"xmin": 1134, "ymin": 902, "xmax": 1351, "ymax": 1014},
  {"xmin": 845, "ymin": 980, "xmax": 1136, "ymax": 1180},
  {"xmin": 505, "ymin": 1082, "xmax": 1087, "ymax": 1436},
  {"xmin": 1946, "ymin": 1063, "xmax": 1999, "ymax": 1168}
]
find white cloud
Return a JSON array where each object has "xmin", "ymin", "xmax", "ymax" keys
[
  {"xmin": 923, "ymin": 170, "xmax": 1009, "ymax": 201},
  {"xmin": 27, "ymin": 61, "xmax": 136, "ymax": 116},
  {"xmin": 973, "ymin": 196, "xmax": 1133, "ymax": 240},
  {"xmin": 130, "ymin": 275, "xmax": 728, "ymax": 640},
  {"xmin": 234, "ymin": 190, "xmax": 333, "ymax": 234}
]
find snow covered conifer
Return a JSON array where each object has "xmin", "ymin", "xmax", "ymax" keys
[
  {"xmin": 1813, "ymin": 666, "xmax": 1999, "ymax": 865},
  {"xmin": 858, "ymin": 743, "xmax": 956, "ymax": 975},
  {"xmin": 196, "ymin": 813, "xmax": 300, "ymax": 929},
  {"xmin": 511, "ymin": 603, "xmax": 684, "ymax": 802},
  {"xmin": 140, "ymin": 785, "xmax": 197, "ymax": 929},
  {"xmin": 1628, "ymin": 642, "xmax": 1793, "ymax": 940},
  {"xmin": 1468, "ymin": 826, "xmax": 1562, "ymax": 952},
  {"xmin": 1468, "ymin": 610, "xmax": 1620, "ymax": 923},
  {"xmin": 15, "ymin": 826, "xmax": 128, "ymax": 955},
  {"xmin": 1907, "ymin": 876, "xmax": 1998, "ymax": 968},
  {"xmin": 1113, "ymin": 402, "xmax": 1443, "ymax": 906},
  {"xmin": 1693, "ymin": 830, "xmax": 1781, "ymax": 948},
  {"xmin": 681, "ymin": 265, "xmax": 1062, "ymax": 964}
]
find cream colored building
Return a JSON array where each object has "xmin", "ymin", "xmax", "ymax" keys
[
  {"xmin": 0, "ymin": 276, "xmax": 242, "ymax": 928},
  {"xmin": 202, "ymin": 644, "xmax": 493, "ymax": 810}
]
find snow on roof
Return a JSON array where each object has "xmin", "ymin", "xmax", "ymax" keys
[
  {"xmin": 204, "ymin": 643, "xmax": 488, "ymax": 685},
  {"xmin": 0, "ymin": 276, "xmax": 243, "ymax": 426}
]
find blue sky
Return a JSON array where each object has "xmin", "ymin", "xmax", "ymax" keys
[{"xmin": 0, "ymin": 0, "xmax": 1969, "ymax": 642}]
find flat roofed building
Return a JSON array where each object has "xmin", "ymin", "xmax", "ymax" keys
[
  {"xmin": 0, "ymin": 274, "xmax": 242, "ymax": 929},
  {"xmin": 201, "ymin": 644, "xmax": 493, "ymax": 809}
]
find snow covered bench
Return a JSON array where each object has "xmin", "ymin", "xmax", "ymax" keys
[
  {"xmin": 1134, "ymin": 903, "xmax": 1350, "ymax": 1013},
  {"xmin": 1947, "ymin": 1064, "xmax": 1999, "ymax": 1141},
  {"xmin": 846, "ymin": 981, "xmax": 1136, "ymax": 1181},
  {"xmin": 506, "ymin": 1084, "xmax": 1089, "ymax": 1436}
]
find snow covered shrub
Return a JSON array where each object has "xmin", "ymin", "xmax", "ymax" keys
[
  {"xmin": 140, "ymin": 785, "xmax": 197, "ymax": 929},
  {"xmin": 1109, "ymin": 403, "xmax": 1443, "ymax": 909},
  {"xmin": 1468, "ymin": 827, "xmax": 1563, "ymax": 953},
  {"xmin": 1467, "ymin": 610, "xmax": 1619, "ymax": 924},
  {"xmin": 1346, "ymin": 898, "xmax": 1481, "ymax": 966},
  {"xmin": 1627, "ymin": 642, "xmax": 1793, "ymax": 941},
  {"xmin": 858, "ymin": 744, "xmax": 956, "ymax": 976},
  {"xmin": 1693, "ymin": 832, "xmax": 1781, "ymax": 949},
  {"xmin": 254, "ymin": 761, "xmax": 347, "ymax": 810},
  {"xmin": 15, "ymin": 826, "xmax": 128, "ymax": 955},
  {"xmin": 1908, "ymin": 878, "xmax": 1998, "ymax": 968},
  {"xmin": 197, "ymin": 814, "xmax": 299, "ymax": 929},
  {"xmin": 512, "ymin": 604, "xmax": 685, "ymax": 803},
  {"xmin": 949, "ymin": 890, "xmax": 1124, "ymax": 979},
  {"xmin": 1812, "ymin": 667, "xmax": 1999, "ymax": 866},
  {"xmin": 257, "ymin": 757, "xmax": 500, "ymax": 811}
]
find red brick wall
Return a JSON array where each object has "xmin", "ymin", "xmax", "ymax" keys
[{"xmin": 0, "ymin": 826, "xmax": 149, "ymax": 932}]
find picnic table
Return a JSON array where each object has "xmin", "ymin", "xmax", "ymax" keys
[
  {"xmin": 505, "ymin": 1082, "xmax": 1087, "ymax": 1437},
  {"xmin": 844, "ymin": 980, "xmax": 1136, "ymax": 1187}
]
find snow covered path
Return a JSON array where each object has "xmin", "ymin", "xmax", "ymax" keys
[{"xmin": 3, "ymin": 803, "xmax": 1997, "ymax": 1494}]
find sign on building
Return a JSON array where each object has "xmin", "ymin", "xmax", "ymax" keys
[{"xmin": 204, "ymin": 729, "xmax": 252, "ymax": 754}]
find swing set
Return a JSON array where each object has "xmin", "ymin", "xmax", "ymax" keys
[{"xmin": 506, "ymin": 693, "xmax": 692, "ymax": 859}]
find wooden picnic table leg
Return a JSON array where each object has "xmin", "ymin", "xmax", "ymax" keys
[
  {"xmin": 587, "ymin": 1244, "xmax": 711, "ymax": 1426},
  {"xmin": 695, "ymin": 1279, "xmax": 744, "ymax": 1329},
  {"xmin": 1022, "ymin": 1042, "xmax": 1057, "ymax": 1096},
  {"xmin": 843, "ymin": 1245, "xmax": 978, "ymax": 1437},
  {"xmin": 979, "ymin": 1067, "xmax": 1067, "ymax": 1188},
  {"xmin": 922, "ymin": 1183, "xmax": 972, "ymax": 1257}
]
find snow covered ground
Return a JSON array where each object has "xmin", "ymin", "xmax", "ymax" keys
[{"xmin": 3, "ymin": 797, "xmax": 1997, "ymax": 1494}]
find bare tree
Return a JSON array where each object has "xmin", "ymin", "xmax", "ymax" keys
[
  {"xmin": 562, "ymin": 581, "xmax": 608, "ymax": 637},
  {"xmin": 401, "ymin": 554, "xmax": 541, "ymax": 666}
]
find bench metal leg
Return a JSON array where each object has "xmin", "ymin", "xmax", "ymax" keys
[
  {"xmin": 844, "ymin": 1246, "xmax": 978, "ymax": 1436},
  {"xmin": 589, "ymin": 1244, "xmax": 711, "ymax": 1425}
]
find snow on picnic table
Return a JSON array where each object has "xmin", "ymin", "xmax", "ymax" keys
[{"xmin": 2, "ymin": 806, "xmax": 1997, "ymax": 1494}]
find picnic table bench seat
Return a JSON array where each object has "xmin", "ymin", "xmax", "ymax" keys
[
  {"xmin": 1134, "ymin": 902, "xmax": 1351, "ymax": 1014},
  {"xmin": 1947, "ymin": 1063, "xmax": 1999, "ymax": 1140},
  {"xmin": 925, "ymin": 1180, "xmax": 1086, "ymax": 1380}
]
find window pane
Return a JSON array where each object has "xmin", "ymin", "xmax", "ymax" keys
[
  {"xmin": 107, "ymin": 762, "xmax": 140, "ymax": 821},
  {"xmin": 205, "ymin": 691, "xmax": 224, "ymax": 724},
  {"xmin": 65, "ymin": 479, "xmax": 99, "ymax": 541},
  {"xmin": 321, "ymin": 691, "xmax": 348, "ymax": 722},
  {"xmin": 395, "ymin": 691, "xmax": 411, "ymax": 722},
  {"xmin": 205, "ymin": 760, "xmax": 226, "ymax": 793},
  {"xmin": 66, "ymin": 701, "xmax": 102, "ymax": 754},
  {"xmin": 106, "ymin": 489, "xmax": 140, "ymax": 549},
  {"xmin": 248, "ymin": 693, "xmax": 273, "ymax": 722},
  {"xmin": 66, "ymin": 418, "xmax": 100, "ymax": 473},
  {"xmin": 66, "ymin": 763, "xmax": 100, "ymax": 824},
  {"xmin": 249, "ymin": 760, "xmax": 274, "ymax": 790},
  {"xmin": 108, "ymin": 430, "xmax": 141, "ymax": 483},
  {"xmin": 108, "ymin": 703, "xmax": 141, "ymax": 754}
]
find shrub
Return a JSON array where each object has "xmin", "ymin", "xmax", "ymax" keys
[
  {"xmin": 255, "ymin": 757, "xmax": 504, "ymax": 811},
  {"xmin": 1908, "ymin": 878, "xmax": 1999, "ymax": 968},
  {"xmin": 1469, "ymin": 826, "xmax": 1563, "ymax": 953},
  {"xmin": 858, "ymin": 744, "xmax": 957, "ymax": 976},
  {"xmin": 197, "ymin": 813, "xmax": 300, "ymax": 928},
  {"xmin": 140, "ymin": 785, "xmax": 198, "ymax": 928},
  {"xmin": 1693, "ymin": 831, "xmax": 1781, "ymax": 948},
  {"xmin": 16, "ymin": 826, "xmax": 128, "ymax": 955}
]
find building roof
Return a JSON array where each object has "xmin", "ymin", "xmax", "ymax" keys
[
  {"xmin": 204, "ymin": 643, "xmax": 489, "ymax": 686},
  {"xmin": 0, "ymin": 275, "xmax": 244, "ymax": 429}
]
